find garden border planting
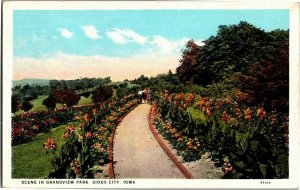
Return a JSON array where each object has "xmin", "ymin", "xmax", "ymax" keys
[{"xmin": 147, "ymin": 105, "xmax": 194, "ymax": 179}]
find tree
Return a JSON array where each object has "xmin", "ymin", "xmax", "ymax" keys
[
  {"xmin": 21, "ymin": 101, "xmax": 33, "ymax": 112},
  {"xmin": 11, "ymin": 94, "xmax": 20, "ymax": 113},
  {"xmin": 43, "ymin": 94, "xmax": 56, "ymax": 110},
  {"xmin": 176, "ymin": 40, "xmax": 200, "ymax": 83},
  {"xmin": 52, "ymin": 89, "xmax": 80, "ymax": 107},
  {"xmin": 91, "ymin": 86, "xmax": 113, "ymax": 103},
  {"xmin": 237, "ymin": 42, "xmax": 289, "ymax": 112}
]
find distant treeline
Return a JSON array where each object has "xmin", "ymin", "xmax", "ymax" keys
[{"xmin": 49, "ymin": 77, "xmax": 112, "ymax": 92}]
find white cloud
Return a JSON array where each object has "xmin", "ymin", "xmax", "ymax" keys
[
  {"xmin": 13, "ymin": 52, "xmax": 180, "ymax": 81},
  {"xmin": 106, "ymin": 28, "xmax": 147, "ymax": 45},
  {"xmin": 149, "ymin": 36, "xmax": 190, "ymax": 55},
  {"xmin": 81, "ymin": 25, "xmax": 101, "ymax": 40},
  {"xmin": 194, "ymin": 39, "xmax": 205, "ymax": 46},
  {"xmin": 57, "ymin": 28, "xmax": 73, "ymax": 39}
]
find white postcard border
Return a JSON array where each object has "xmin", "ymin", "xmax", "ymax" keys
[{"xmin": 2, "ymin": 1, "xmax": 300, "ymax": 189}]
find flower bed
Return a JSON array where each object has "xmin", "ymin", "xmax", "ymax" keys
[
  {"xmin": 12, "ymin": 109, "xmax": 74, "ymax": 145},
  {"xmin": 152, "ymin": 92, "xmax": 288, "ymax": 179},
  {"xmin": 44, "ymin": 94, "xmax": 139, "ymax": 178},
  {"xmin": 11, "ymin": 94, "xmax": 139, "ymax": 146}
]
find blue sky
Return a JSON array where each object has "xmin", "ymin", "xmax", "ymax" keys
[{"xmin": 13, "ymin": 10, "xmax": 289, "ymax": 81}]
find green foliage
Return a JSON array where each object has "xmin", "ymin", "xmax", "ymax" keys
[
  {"xmin": 175, "ymin": 21, "xmax": 289, "ymax": 87},
  {"xmin": 153, "ymin": 93, "xmax": 288, "ymax": 179},
  {"xmin": 43, "ymin": 95, "xmax": 56, "ymax": 110},
  {"xmin": 50, "ymin": 77, "xmax": 111, "ymax": 92},
  {"xmin": 52, "ymin": 89, "xmax": 80, "ymax": 107},
  {"xmin": 21, "ymin": 101, "xmax": 33, "ymax": 112},
  {"xmin": 12, "ymin": 123, "xmax": 78, "ymax": 178},
  {"xmin": 237, "ymin": 42, "xmax": 289, "ymax": 112},
  {"xmin": 91, "ymin": 86, "xmax": 113, "ymax": 103},
  {"xmin": 12, "ymin": 94, "xmax": 20, "ymax": 113}
]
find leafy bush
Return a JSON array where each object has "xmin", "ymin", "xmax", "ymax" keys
[
  {"xmin": 152, "ymin": 93, "xmax": 288, "ymax": 179},
  {"xmin": 20, "ymin": 101, "xmax": 33, "ymax": 112},
  {"xmin": 46, "ymin": 95, "xmax": 139, "ymax": 178},
  {"xmin": 91, "ymin": 86, "xmax": 113, "ymax": 104}
]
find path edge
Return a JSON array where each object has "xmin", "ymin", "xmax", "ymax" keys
[
  {"xmin": 147, "ymin": 104, "xmax": 194, "ymax": 179},
  {"xmin": 108, "ymin": 104, "xmax": 138, "ymax": 179}
]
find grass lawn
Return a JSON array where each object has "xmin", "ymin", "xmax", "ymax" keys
[
  {"xmin": 12, "ymin": 121, "xmax": 80, "ymax": 178},
  {"xmin": 78, "ymin": 95, "xmax": 92, "ymax": 105},
  {"xmin": 31, "ymin": 95, "xmax": 48, "ymax": 112},
  {"xmin": 14, "ymin": 95, "xmax": 92, "ymax": 116}
]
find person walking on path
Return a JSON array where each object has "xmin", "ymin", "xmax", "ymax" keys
[
  {"xmin": 142, "ymin": 88, "xmax": 148, "ymax": 104},
  {"xmin": 147, "ymin": 88, "xmax": 152, "ymax": 104}
]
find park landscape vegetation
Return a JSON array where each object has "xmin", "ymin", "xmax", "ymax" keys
[{"xmin": 11, "ymin": 21, "xmax": 288, "ymax": 179}]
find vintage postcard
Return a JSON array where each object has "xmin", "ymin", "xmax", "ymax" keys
[{"xmin": 1, "ymin": 1, "xmax": 300, "ymax": 189}]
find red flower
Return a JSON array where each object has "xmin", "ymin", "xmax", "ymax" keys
[
  {"xmin": 86, "ymin": 132, "xmax": 92, "ymax": 139},
  {"xmin": 84, "ymin": 113, "xmax": 90, "ymax": 123},
  {"xmin": 224, "ymin": 163, "xmax": 233, "ymax": 173},
  {"xmin": 176, "ymin": 93, "xmax": 184, "ymax": 101},
  {"xmin": 244, "ymin": 108, "xmax": 252, "ymax": 121},
  {"xmin": 33, "ymin": 125, "xmax": 39, "ymax": 130},
  {"xmin": 63, "ymin": 132, "xmax": 70, "ymax": 139},
  {"xmin": 187, "ymin": 94, "xmax": 195, "ymax": 104},
  {"xmin": 257, "ymin": 107, "xmax": 266, "ymax": 120},
  {"xmin": 206, "ymin": 108, "xmax": 211, "ymax": 117},
  {"xmin": 221, "ymin": 111, "xmax": 229, "ymax": 122}
]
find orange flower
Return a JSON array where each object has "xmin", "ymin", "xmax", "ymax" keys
[
  {"xmin": 244, "ymin": 108, "xmax": 252, "ymax": 121},
  {"xmin": 187, "ymin": 94, "xmax": 195, "ymax": 103},
  {"xmin": 44, "ymin": 138, "xmax": 56, "ymax": 151},
  {"xmin": 221, "ymin": 111, "xmax": 229, "ymax": 122},
  {"xmin": 84, "ymin": 113, "xmax": 90, "ymax": 123},
  {"xmin": 93, "ymin": 108, "xmax": 98, "ymax": 116},
  {"xmin": 63, "ymin": 132, "xmax": 69, "ymax": 139}
]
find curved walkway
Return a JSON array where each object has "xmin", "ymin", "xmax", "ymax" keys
[{"xmin": 113, "ymin": 104, "xmax": 185, "ymax": 178}]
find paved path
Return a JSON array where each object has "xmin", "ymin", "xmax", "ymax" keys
[{"xmin": 113, "ymin": 104, "xmax": 185, "ymax": 178}]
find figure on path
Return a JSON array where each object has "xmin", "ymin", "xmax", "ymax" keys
[
  {"xmin": 147, "ymin": 88, "xmax": 151, "ymax": 104},
  {"xmin": 142, "ymin": 88, "xmax": 148, "ymax": 104}
]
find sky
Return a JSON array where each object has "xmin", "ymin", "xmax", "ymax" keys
[{"xmin": 13, "ymin": 10, "xmax": 289, "ymax": 81}]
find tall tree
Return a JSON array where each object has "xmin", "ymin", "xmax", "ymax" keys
[
  {"xmin": 176, "ymin": 40, "xmax": 200, "ymax": 84},
  {"xmin": 91, "ymin": 86, "xmax": 113, "ymax": 103}
]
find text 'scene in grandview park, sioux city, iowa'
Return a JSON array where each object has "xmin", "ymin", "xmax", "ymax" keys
[{"xmin": 2, "ymin": 1, "xmax": 300, "ymax": 189}]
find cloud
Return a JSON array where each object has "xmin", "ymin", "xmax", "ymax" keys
[
  {"xmin": 149, "ymin": 36, "xmax": 190, "ymax": 55},
  {"xmin": 194, "ymin": 39, "xmax": 205, "ymax": 46},
  {"xmin": 57, "ymin": 28, "xmax": 73, "ymax": 39},
  {"xmin": 81, "ymin": 25, "xmax": 101, "ymax": 40},
  {"xmin": 13, "ymin": 52, "xmax": 180, "ymax": 81},
  {"xmin": 106, "ymin": 28, "xmax": 147, "ymax": 45}
]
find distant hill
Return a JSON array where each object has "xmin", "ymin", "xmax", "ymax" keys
[{"xmin": 12, "ymin": 78, "xmax": 50, "ymax": 87}]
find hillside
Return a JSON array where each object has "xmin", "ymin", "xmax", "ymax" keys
[{"xmin": 12, "ymin": 78, "xmax": 50, "ymax": 87}]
